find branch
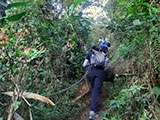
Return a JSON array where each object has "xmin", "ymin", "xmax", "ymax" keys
[
  {"xmin": 29, "ymin": 108, "xmax": 33, "ymax": 120},
  {"xmin": 22, "ymin": 96, "xmax": 31, "ymax": 107},
  {"xmin": 7, "ymin": 89, "xmax": 19, "ymax": 120},
  {"xmin": 3, "ymin": 91, "xmax": 55, "ymax": 106}
]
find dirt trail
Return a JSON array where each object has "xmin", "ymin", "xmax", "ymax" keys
[
  {"xmin": 79, "ymin": 92, "xmax": 109, "ymax": 120},
  {"xmin": 75, "ymin": 61, "xmax": 130, "ymax": 120},
  {"xmin": 75, "ymin": 81, "xmax": 111, "ymax": 120}
]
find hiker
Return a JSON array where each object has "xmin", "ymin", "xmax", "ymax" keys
[
  {"xmin": 98, "ymin": 38, "xmax": 111, "ymax": 56},
  {"xmin": 83, "ymin": 46, "xmax": 109, "ymax": 119}
]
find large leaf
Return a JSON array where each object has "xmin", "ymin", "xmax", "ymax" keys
[
  {"xmin": 7, "ymin": 12, "xmax": 26, "ymax": 22},
  {"xmin": 7, "ymin": 2, "xmax": 28, "ymax": 9},
  {"xmin": 3, "ymin": 91, "xmax": 55, "ymax": 106},
  {"xmin": 13, "ymin": 101, "xmax": 21, "ymax": 111}
]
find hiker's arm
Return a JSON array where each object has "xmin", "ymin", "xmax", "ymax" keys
[
  {"xmin": 104, "ymin": 58, "xmax": 109, "ymax": 67},
  {"xmin": 83, "ymin": 52, "xmax": 91, "ymax": 67},
  {"xmin": 83, "ymin": 59, "xmax": 89, "ymax": 67}
]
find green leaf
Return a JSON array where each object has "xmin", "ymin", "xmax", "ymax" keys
[
  {"xmin": 133, "ymin": 19, "xmax": 142, "ymax": 26},
  {"xmin": 27, "ymin": 50, "xmax": 45, "ymax": 62},
  {"xmin": 7, "ymin": 12, "xmax": 26, "ymax": 22},
  {"xmin": 1, "ymin": 21, "xmax": 6, "ymax": 28},
  {"xmin": 142, "ymin": 2, "xmax": 149, "ymax": 6},
  {"xmin": 42, "ymin": 40, "xmax": 50, "ymax": 44},
  {"xmin": 13, "ymin": 101, "xmax": 21, "ymax": 111},
  {"xmin": 14, "ymin": 69, "xmax": 19, "ymax": 75},
  {"xmin": 74, "ymin": 0, "xmax": 86, "ymax": 7},
  {"xmin": 127, "ymin": 14, "xmax": 132, "ymax": 19},
  {"xmin": 140, "ymin": 117, "xmax": 146, "ymax": 120},
  {"xmin": 109, "ymin": 100, "xmax": 116, "ymax": 106},
  {"xmin": 103, "ymin": 118, "xmax": 109, "ymax": 120},
  {"xmin": 0, "ymin": 1, "xmax": 7, "ymax": 7},
  {"xmin": 153, "ymin": 86, "xmax": 160, "ymax": 99},
  {"xmin": 149, "ymin": 27, "xmax": 158, "ymax": 32},
  {"xmin": 6, "ymin": 2, "xmax": 28, "ymax": 9},
  {"xmin": 152, "ymin": 8, "xmax": 158, "ymax": 14},
  {"xmin": 0, "ymin": 16, "xmax": 6, "ymax": 20},
  {"xmin": 0, "ymin": 117, "xmax": 3, "ymax": 120},
  {"xmin": 137, "ymin": 13, "xmax": 145, "ymax": 16}
]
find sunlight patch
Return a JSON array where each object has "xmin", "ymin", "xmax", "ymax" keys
[{"xmin": 81, "ymin": 0, "xmax": 110, "ymax": 24}]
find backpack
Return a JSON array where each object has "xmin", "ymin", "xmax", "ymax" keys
[{"xmin": 90, "ymin": 51, "xmax": 105, "ymax": 67}]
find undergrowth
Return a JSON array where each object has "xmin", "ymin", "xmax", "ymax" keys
[
  {"xmin": 0, "ymin": 0, "xmax": 89, "ymax": 119},
  {"xmin": 103, "ymin": 0, "xmax": 160, "ymax": 119}
]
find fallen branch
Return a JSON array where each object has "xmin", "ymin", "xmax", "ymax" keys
[{"xmin": 3, "ymin": 91, "xmax": 55, "ymax": 106}]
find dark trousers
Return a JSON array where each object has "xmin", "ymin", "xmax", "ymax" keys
[{"xmin": 87, "ymin": 67, "xmax": 104, "ymax": 112}]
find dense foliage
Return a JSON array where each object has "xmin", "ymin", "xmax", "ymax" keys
[
  {"xmin": 0, "ymin": 0, "xmax": 160, "ymax": 120},
  {"xmin": 0, "ymin": 0, "xmax": 90, "ymax": 119},
  {"xmin": 103, "ymin": 0, "xmax": 160, "ymax": 119}
]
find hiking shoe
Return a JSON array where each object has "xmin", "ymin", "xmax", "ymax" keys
[{"xmin": 89, "ymin": 111, "xmax": 99, "ymax": 119}]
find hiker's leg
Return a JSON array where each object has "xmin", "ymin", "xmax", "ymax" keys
[
  {"xmin": 87, "ymin": 68, "xmax": 95, "ymax": 89},
  {"xmin": 90, "ymin": 70, "xmax": 104, "ymax": 111}
]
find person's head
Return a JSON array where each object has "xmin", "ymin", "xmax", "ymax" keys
[
  {"xmin": 98, "ymin": 37, "xmax": 103, "ymax": 42},
  {"xmin": 98, "ymin": 38, "xmax": 106, "ymax": 44},
  {"xmin": 91, "ymin": 46, "xmax": 99, "ymax": 52},
  {"xmin": 106, "ymin": 41, "xmax": 111, "ymax": 47}
]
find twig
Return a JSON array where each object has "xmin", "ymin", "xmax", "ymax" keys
[
  {"xmin": 15, "ymin": 34, "xmax": 22, "ymax": 49},
  {"xmin": 8, "ymin": 63, "xmax": 25, "ymax": 120},
  {"xmin": 10, "ymin": 74, "xmax": 19, "ymax": 93},
  {"xmin": 0, "ymin": 102, "xmax": 3, "ymax": 106},
  {"xmin": 29, "ymin": 108, "xmax": 33, "ymax": 120},
  {"xmin": 149, "ymin": 0, "xmax": 155, "ymax": 16},
  {"xmin": 7, "ymin": 89, "xmax": 19, "ymax": 120},
  {"xmin": 115, "ymin": 73, "xmax": 136, "ymax": 77},
  {"xmin": 22, "ymin": 96, "xmax": 31, "ymax": 107},
  {"xmin": 36, "ymin": 59, "xmax": 44, "ymax": 71}
]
